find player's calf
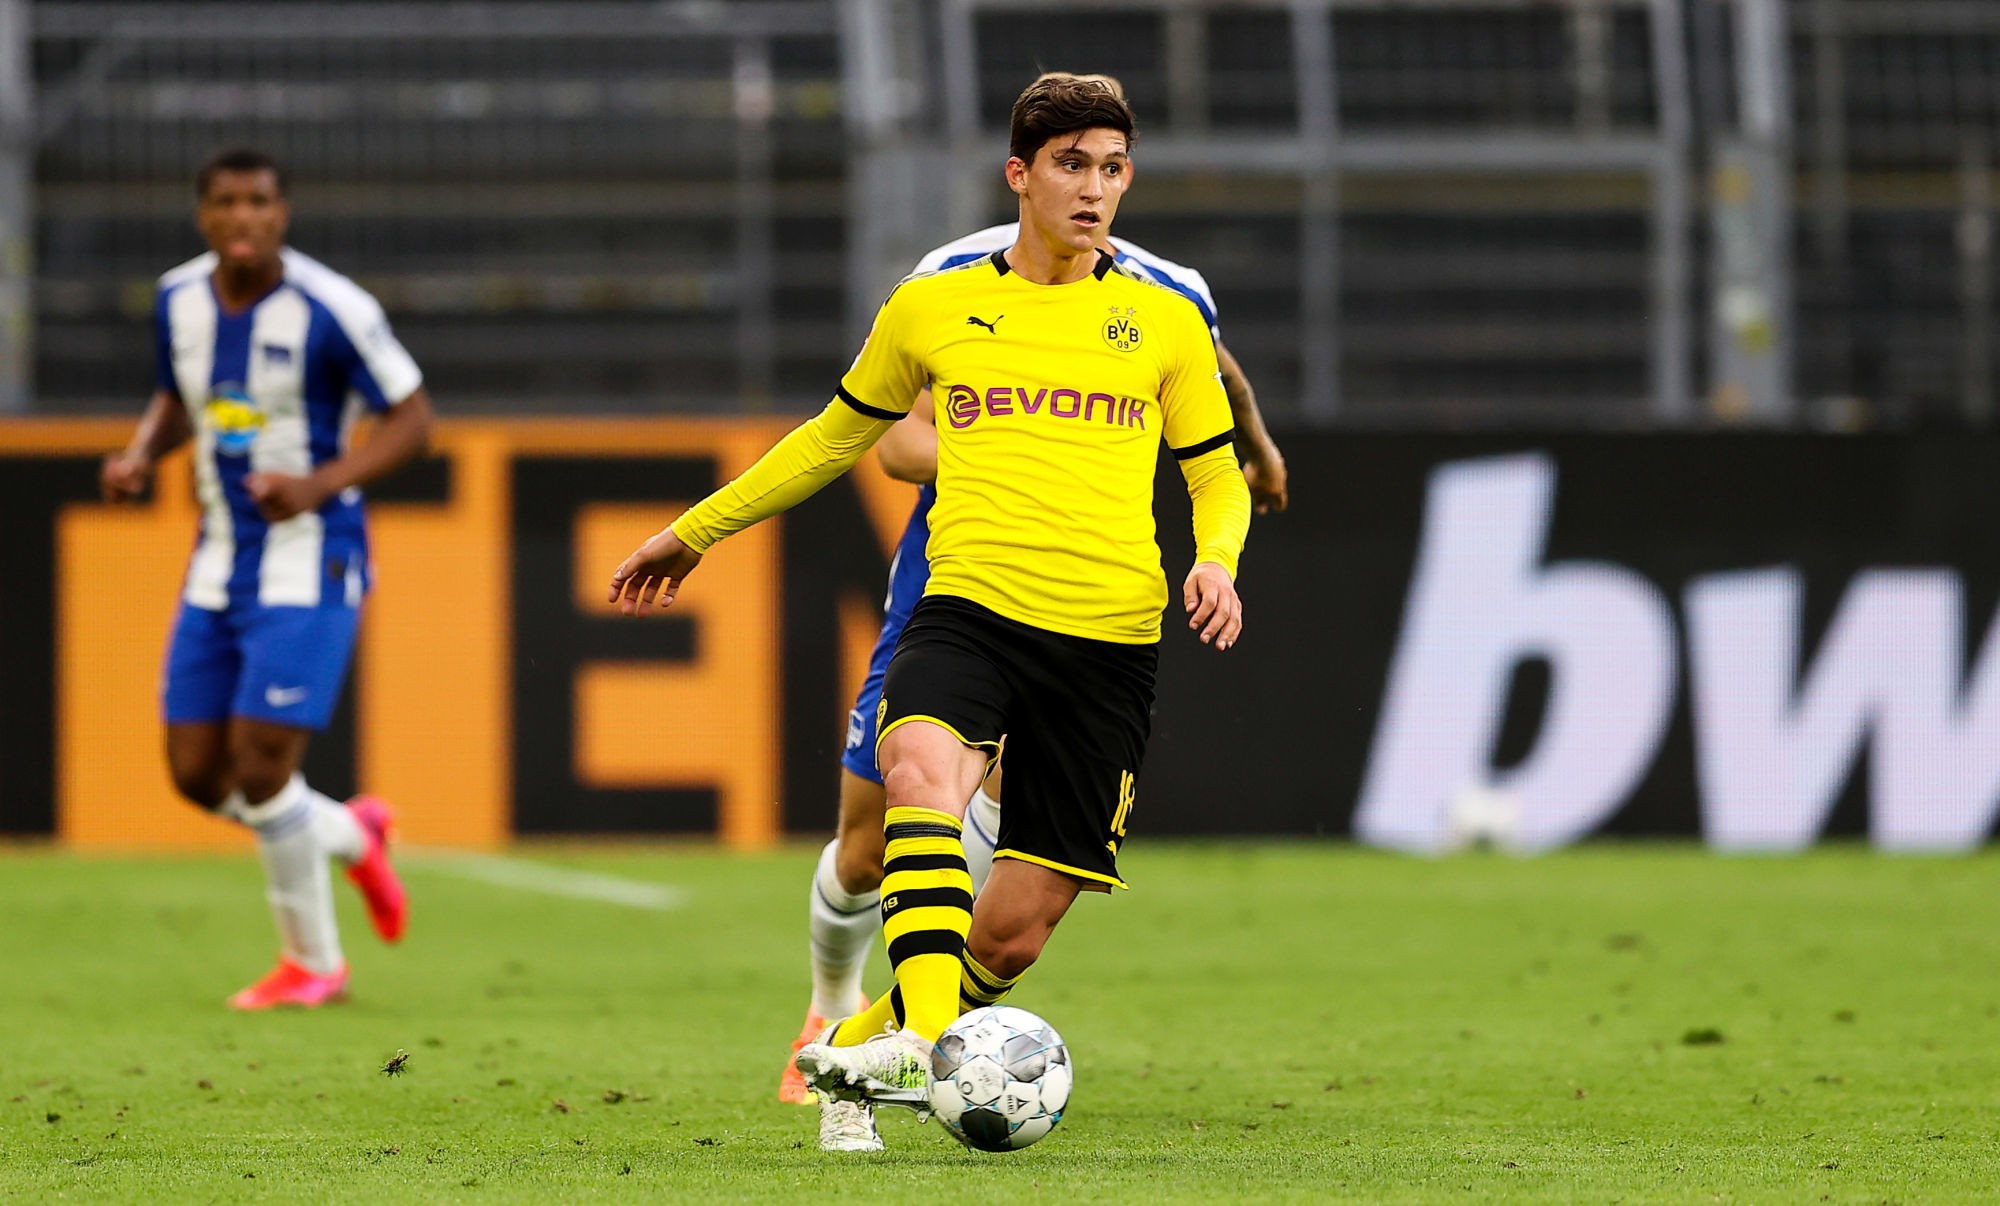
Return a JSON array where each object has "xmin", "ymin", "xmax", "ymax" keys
[{"xmin": 164, "ymin": 722, "xmax": 234, "ymax": 809}]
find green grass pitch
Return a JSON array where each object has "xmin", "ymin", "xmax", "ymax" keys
[{"xmin": 3, "ymin": 842, "xmax": 1998, "ymax": 1202}]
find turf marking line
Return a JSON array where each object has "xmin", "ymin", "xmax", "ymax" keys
[{"xmin": 404, "ymin": 849, "xmax": 688, "ymax": 911}]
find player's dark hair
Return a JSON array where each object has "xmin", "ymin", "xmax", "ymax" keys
[
  {"xmin": 1008, "ymin": 73, "xmax": 1136, "ymax": 167},
  {"xmin": 197, "ymin": 146, "xmax": 287, "ymax": 198}
]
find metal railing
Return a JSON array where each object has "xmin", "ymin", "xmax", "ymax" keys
[
  {"xmin": 845, "ymin": 0, "xmax": 1695, "ymax": 427},
  {"xmin": 24, "ymin": 0, "xmax": 841, "ymax": 411},
  {"xmin": 9, "ymin": 0, "xmax": 1998, "ymax": 427}
]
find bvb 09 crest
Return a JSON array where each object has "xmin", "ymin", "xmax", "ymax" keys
[{"xmin": 1102, "ymin": 306, "xmax": 1142, "ymax": 352}]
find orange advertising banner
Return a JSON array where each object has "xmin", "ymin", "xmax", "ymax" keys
[{"xmin": 0, "ymin": 418, "xmax": 917, "ymax": 850}]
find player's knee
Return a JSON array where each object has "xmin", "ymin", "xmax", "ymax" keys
[
  {"xmin": 879, "ymin": 760, "xmax": 957, "ymax": 815},
  {"xmin": 167, "ymin": 762, "xmax": 230, "ymax": 810}
]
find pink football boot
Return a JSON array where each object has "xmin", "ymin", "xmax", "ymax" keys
[
  {"xmin": 227, "ymin": 959, "xmax": 350, "ymax": 1010},
  {"xmin": 344, "ymin": 795, "xmax": 408, "ymax": 943}
]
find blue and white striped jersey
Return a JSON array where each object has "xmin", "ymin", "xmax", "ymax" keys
[
  {"xmin": 910, "ymin": 223, "xmax": 1222, "ymax": 339},
  {"xmin": 155, "ymin": 247, "xmax": 424, "ymax": 612}
]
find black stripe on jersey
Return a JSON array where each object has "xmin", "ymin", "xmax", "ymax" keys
[
  {"xmin": 837, "ymin": 384, "xmax": 903, "ymax": 421},
  {"xmin": 885, "ymin": 819, "xmax": 964, "ymax": 842},
  {"xmin": 1092, "ymin": 248, "xmax": 1116, "ymax": 279},
  {"xmin": 883, "ymin": 853, "xmax": 968, "ymax": 873},
  {"xmin": 882, "ymin": 886, "xmax": 975, "ymax": 917},
  {"xmin": 1171, "ymin": 428, "xmax": 1237, "ymax": 460},
  {"xmin": 888, "ymin": 930, "xmax": 968, "ymax": 965},
  {"xmin": 989, "ymin": 249, "xmax": 1010, "ymax": 275}
]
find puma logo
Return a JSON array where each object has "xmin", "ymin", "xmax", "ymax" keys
[{"xmin": 966, "ymin": 315, "xmax": 1003, "ymax": 333}]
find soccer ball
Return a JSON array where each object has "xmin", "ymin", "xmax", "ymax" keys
[{"xmin": 926, "ymin": 1005, "xmax": 1071, "ymax": 1152}]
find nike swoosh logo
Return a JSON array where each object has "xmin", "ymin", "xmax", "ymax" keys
[{"xmin": 264, "ymin": 685, "xmax": 308, "ymax": 708}]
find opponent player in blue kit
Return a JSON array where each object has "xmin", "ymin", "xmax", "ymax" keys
[
  {"xmin": 780, "ymin": 76, "xmax": 1290, "ymax": 1144},
  {"xmin": 100, "ymin": 147, "xmax": 434, "ymax": 1009}
]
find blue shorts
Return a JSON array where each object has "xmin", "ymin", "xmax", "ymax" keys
[
  {"xmin": 842, "ymin": 485, "xmax": 936, "ymax": 784},
  {"xmin": 162, "ymin": 600, "xmax": 361, "ymax": 732}
]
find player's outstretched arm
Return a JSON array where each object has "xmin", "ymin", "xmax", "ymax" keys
[
  {"xmin": 101, "ymin": 388, "xmax": 192, "ymax": 503},
  {"xmin": 1216, "ymin": 342, "xmax": 1287, "ymax": 514},
  {"xmin": 245, "ymin": 387, "xmax": 436, "ymax": 522},
  {"xmin": 608, "ymin": 526, "xmax": 703, "ymax": 615},
  {"xmin": 607, "ymin": 393, "xmax": 899, "ymax": 615}
]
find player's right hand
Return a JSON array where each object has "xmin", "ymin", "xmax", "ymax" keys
[
  {"xmin": 1242, "ymin": 443, "xmax": 1289, "ymax": 514},
  {"xmin": 99, "ymin": 451, "xmax": 151, "ymax": 503},
  {"xmin": 609, "ymin": 525, "xmax": 703, "ymax": 615}
]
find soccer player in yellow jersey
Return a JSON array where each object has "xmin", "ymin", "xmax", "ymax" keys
[
  {"xmin": 777, "ymin": 74, "xmax": 1288, "ymax": 1142},
  {"xmin": 608, "ymin": 75, "xmax": 1250, "ymax": 1146}
]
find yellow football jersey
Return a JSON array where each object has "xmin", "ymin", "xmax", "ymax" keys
[{"xmin": 841, "ymin": 249, "xmax": 1239, "ymax": 643}]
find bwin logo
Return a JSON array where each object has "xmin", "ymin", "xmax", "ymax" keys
[{"xmin": 1356, "ymin": 452, "xmax": 2000, "ymax": 855}]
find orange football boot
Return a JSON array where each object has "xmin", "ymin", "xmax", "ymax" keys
[
  {"xmin": 780, "ymin": 995, "xmax": 869, "ymax": 1104},
  {"xmin": 228, "ymin": 959, "xmax": 350, "ymax": 1010}
]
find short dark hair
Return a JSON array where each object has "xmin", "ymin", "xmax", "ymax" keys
[
  {"xmin": 196, "ymin": 146, "xmax": 286, "ymax": 198},
  {"xmin": 1008, "ymin": 73, "xmax": 1137, "ymax": 167}
]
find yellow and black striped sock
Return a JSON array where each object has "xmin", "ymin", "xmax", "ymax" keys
[
  {"xmin": 872, "ymin": 805, "xmax": 972, "ymax": 1042},
  {"xmin": 959, "ymin": 950, "xmax": 1023, "ymax": 1014}
]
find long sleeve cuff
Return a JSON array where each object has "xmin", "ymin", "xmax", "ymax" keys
[{"xmin": 1180, "ymin": 444, "xmax": 1251, "ymax": 579}]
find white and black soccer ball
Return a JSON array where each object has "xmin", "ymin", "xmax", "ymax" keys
[{"xmin": 926, "ymin": 1005, "xmax": 1071, "ymax": 1152}]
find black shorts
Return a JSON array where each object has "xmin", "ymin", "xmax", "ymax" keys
[{"xmin": 877, "ymin": 594, "xmax": 1158, "ymax": 888}]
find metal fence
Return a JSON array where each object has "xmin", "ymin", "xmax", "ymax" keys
[
  {"xmin": 1797, "ymin": 0, "xmax": 2000, "ymax": 427},
  {"xmin": 10, "ymin": 0, "xmax": 2000, "ymax": 427},
  {"xmin": 27, "ymin": 1, "xmax": 845, "ymax": 411}
]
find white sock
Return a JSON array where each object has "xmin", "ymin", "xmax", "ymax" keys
[
  {"xmin": 234, "ymin": 776, "xmax": 344, "ymax": 975},
  {"xmin": 808, "ymin": 839, "xmax": 879, "ymax": 1019},
  {"xmin": 964, "ymin": 785, "xmax": 1003, "ymax": 896},
  {"xmin": 303, "ymin": 782, "xmax": 365, "ymax": 862}
]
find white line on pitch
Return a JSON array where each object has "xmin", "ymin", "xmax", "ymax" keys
[{"xmin": 402, "ymin": 848, "xmax": 688, "ymax": 911}]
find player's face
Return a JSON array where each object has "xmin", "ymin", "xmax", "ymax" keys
[
  {"xmin": 196, "ymin": 169, "xmax": 289, "ymax": 270},
  {"xmin": 1008, "ymin": 128, "xmax": 1132, "ymax": 255}
]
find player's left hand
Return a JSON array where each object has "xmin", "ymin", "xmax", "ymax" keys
[
  {"xmin": 609, "ymin": 525, "xmax": 703, "ymax": 615},
  {"xmin": 1183, "ymin": 561, "xmax": 1242, "ymax": 651},
  {"xmin": 244, "ymin": 471, "xmax": 333, "ymax": 522}
]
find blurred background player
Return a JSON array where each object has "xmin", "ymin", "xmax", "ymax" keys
[
  {"xmin": 782, "ymin": 76, "xmax": 1289, "ymax": 1117},
  {"xmin": 99, "ymin": 147, "xmax": 434, "ymax": 1009}
]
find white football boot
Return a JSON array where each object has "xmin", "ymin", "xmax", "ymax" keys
[
  {"xmin": 804, "ymin": 1025, "xmax": 885, "ymax": 1151},
  {"xmin": 818, "ymin": 1096, "xmax": 884, "ymax": 1152},
  {"xmin": 795, "ymin": 1027, "xmax": 933, "ymax": 1113}
]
